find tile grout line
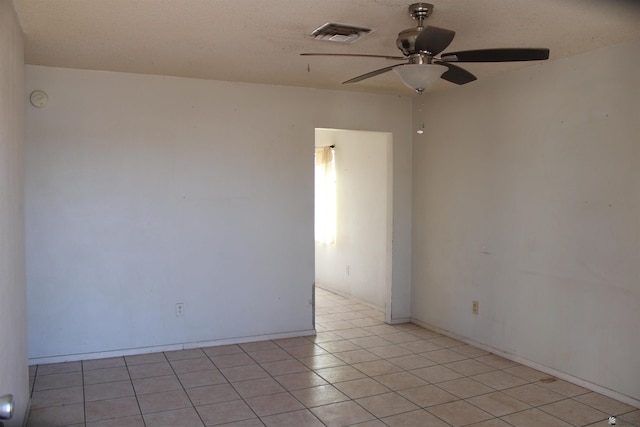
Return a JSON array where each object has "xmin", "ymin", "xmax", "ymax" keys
[
  {"xmin": 80, "ymin": 360, "xmax": 86, "ymax": 426},
  {"xmin": 163, "ymin": 349, "xmax": 209, "ymax": 427},
  {"xmin": 123, "ymin": 354, "xmax": 147, "ymax": 427},
  {"xmin": 269, "ymin": 338, "xmax": 336, "ymax": 426},
  {"xmin": 206, "ymin": 345, "xmax": 265, "ymax": 426}
]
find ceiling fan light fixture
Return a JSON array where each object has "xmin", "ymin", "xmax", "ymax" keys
[{"xmin": 393, "ymin": 63, "xmax": 447, "ymax": 93}]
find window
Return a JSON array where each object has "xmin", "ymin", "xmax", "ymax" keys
[{"xmin": 315, "ymin": 146, "xmax": 336, "ymax": 244}]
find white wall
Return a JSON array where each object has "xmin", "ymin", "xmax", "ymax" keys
[
  {"xmin": 25, "ymin": 66, "xmax": 413, "ymax": 361},
  {"xmin": 412, "ymin": 38, "xmax": 640, "ymax": 404},
  {"xmin": 315, "ymin": 129, "xmax": 392, "ymax": 311},
  {"xmin": 0, "ymin": 1, "xmax": 29, "ymax": 425}
]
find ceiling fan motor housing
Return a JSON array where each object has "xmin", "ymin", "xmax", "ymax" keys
[
  {"xmin": 397, "ymin": 27, "xmax": 423, "ymax": 56},
  {"xmin": 397, "ymin": 3, "xmax": 435, "ymax": 56}
]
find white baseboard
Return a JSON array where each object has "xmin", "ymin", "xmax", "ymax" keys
[
  {"xmin": 411, "ymin": 318, "xmax": 640, "ymax": 409},
  {"xmin": 27, "ymin": 329, "xmax": 317, "ymax": 365},
  {"xmin": 387, "ymin": 317, "xmax": 411, "ymax": 325},
  {"xmin": 183, "ymin": 329, "xmax": 317, "ymax": 351}
]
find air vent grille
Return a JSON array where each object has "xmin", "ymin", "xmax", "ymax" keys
[{"xmin": 310, "ymin": 23, "xmax": 371, "ymax": 44}]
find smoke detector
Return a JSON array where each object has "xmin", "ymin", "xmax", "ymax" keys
[{"xmin": 310, "ymin": 23, "xmax": 371, "ymax": 43}]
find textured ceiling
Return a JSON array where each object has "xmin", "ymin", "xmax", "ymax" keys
[{"xmin": 13, "ymin": 0, "xmax": 640, "ymax": 96}]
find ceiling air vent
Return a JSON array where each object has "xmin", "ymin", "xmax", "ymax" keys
[{"xmin": 309, "ymin": 23, "xmax": 371, "ymax": 44}]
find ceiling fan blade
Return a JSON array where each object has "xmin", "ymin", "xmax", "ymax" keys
[
  {"xmin": 434, "ymin": 61, "xmax": 477, "ymax": 85},
  {"xmin": 342, "ymin": 64, "xmax": 402, "ymax": 84},
  {"xmin": 415, "ymin": 26, "xmax": 456, "ymax": 55},
  {"xmin": 441, "ymin": 48, "xmax": 550, "ymax": 62},
  {"xmin": 301, "ymin": 53, "xmax": 406, "ymax": 60}
]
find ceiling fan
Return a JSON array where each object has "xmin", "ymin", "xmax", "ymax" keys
[{"xmin": 301, "ymin": 3, "xmax": 550, "ymax": 94}]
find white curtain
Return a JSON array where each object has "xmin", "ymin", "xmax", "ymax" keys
[{"xmin": 315, "ymin": 146, "xmax": 336, "ymax": 244}]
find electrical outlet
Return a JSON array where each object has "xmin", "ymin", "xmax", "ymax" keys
[
  {"xmin": 472, "ymin": 300, "xmax": 479, "ymax": 315},
  {"xmin": 175, "ymin": 303, "xmax": 184, "ymax": 317}
]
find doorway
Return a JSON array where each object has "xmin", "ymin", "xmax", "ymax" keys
[{"xmin": 314, "ymin": 128, "xmax": 393, "ymax": 324}]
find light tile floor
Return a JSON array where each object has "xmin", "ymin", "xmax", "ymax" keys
[{"xmin": 28, "ymin": 288, "xmax": 639, "ymax": 426}]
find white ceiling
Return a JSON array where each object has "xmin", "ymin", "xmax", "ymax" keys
[{"xmin": 13, "ymin": 0, "xmax": 640, "ymax": 96}]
